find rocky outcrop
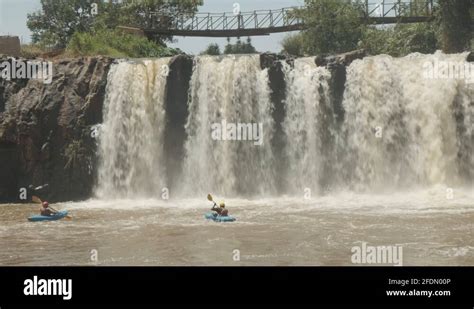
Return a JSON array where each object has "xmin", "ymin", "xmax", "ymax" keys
[
  {"xmin": 326, "ymin": 50, "xmax": 367, "ymax": 123},
  {"xmin": 164, "ymin": 55, "xmax": 194, "ymax": 190},
  {"xmin": 0, "ymin": 57, "xmax": 113, "ymax": 202},
  {"xmin": 260, "ymin": 53, "xmax": 288, "ymax": 192},
  {"xmin": 324, "ymin": 49, "xmax": 367, "ymax": 67}
]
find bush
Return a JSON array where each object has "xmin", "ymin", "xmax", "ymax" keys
[
  {"xmin": 360, "ymin": 23, "xmax": 439, "ymax": 57},
  {"xmin": 294, "ymin": 0, "xmax": 365, "ymax": 55},
  {"xmin": 20, "ymin": 44, "xmax": 48, "ymax": 58},
  {"xmin": 200, "ymin": 43, "xmax": 221, "ymax": 55},
  {"xmin": 281, "ymin": 34, "xmax": 305, "ymax": 57},
  {"xmin": 67, "ymin": 29, "xmax": 181, "ymax": 58},
  {"xmin": 224, "ymin": 37, "xmax": 258, "ymax": 54}
]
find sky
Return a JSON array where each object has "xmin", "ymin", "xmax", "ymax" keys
[{"xmin": 0, "ymin": 0, "xmax": 305, "ymax": 54}]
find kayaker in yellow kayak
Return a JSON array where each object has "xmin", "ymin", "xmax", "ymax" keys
[{"xmin": 40, "ymin": 201, "xmax": 57, "ymax": 216}]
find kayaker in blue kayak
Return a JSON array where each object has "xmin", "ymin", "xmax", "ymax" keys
[
  {"xmin": 40, "ymin": 201, "xmax": 57, "ymax": 216},
  {"xmin": 205, "ymin": 194, "xmax": 236, "ymax": 222},
  {"xmin": 211, "ymin": 202, "xmax": 229, "ymax": 217}
]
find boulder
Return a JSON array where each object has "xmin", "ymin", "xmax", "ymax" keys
[{"xmin": 0, "ymin": 56, "xmax": 113, "ymax": 202}]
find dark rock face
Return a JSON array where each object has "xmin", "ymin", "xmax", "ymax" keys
[
  {"xmin": 0, "ymin": 141, "xmax": 19, "ymax": 201},
  {"xmin": 325, "ymin": 50, "xmax": 367, "ymax": 124},
  {"xmin": 323, "ymin": 49, "xmax": 366, "ymax": 67},
  {"xmin": 260, "ymin": 53, "xmax": 288, "ymax": 192},
  {"xmin": 259, "ymin": 53, "xmax": 287, "ymax": 70},
  {"xmin": 164, "ymin": 55, "xmax": 194, "ymax": 190},
  {"xmin": 327, "ymin": 63, "xmax": 348, "ymax": 124},
  {"xmin": 0, "ymin": 77, "xmax": 28, "ymax": 113},
  {"xmin": 0, "ymin": 57, "xmax": 113, "ymax": 202},
  {"xmin": 468, "ymin": 52, "xmax": 474, "ymax": 62}
]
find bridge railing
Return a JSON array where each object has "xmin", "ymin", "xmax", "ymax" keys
[
  {"xmin": 149, "ymin": 7, "xmax": 303, "ymax": 31},
  {"xmin": 364, "ymin": 0, "xmax": 437, "ymax": 18},
  {"xmin": 144, "ymin": 0, "xmax": 437, "ymax": 34}
]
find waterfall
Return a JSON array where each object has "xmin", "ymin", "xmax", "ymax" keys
[
  {"xmin": 341, "ymin": 52, "xmax": 473, "ymax": 190},
  {"xmin": 281, "ymin": 52, "xmax": 473, "ymax": 193},
  {"xmin": 281, "ymin": 58, "xmax": 334, "ymax": 194},
  {"xmin": 180, "ymin": 55, "xmax": 276, "ymax": 197},
  {"xmin": 95, "ymin": 52, "xmax": 473, "ymax": 199},
  {"xmin": 96, "ymin": 59, "xmax": 171, "ymax": 198}
]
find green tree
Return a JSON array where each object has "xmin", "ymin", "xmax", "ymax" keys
[
  {"xmin": 27, "ymin": 0, "xmax": 203, "ymax": 48},
  {"xmin": 438, "ymin": 0, "xmax": 472, "ymax": 53},
  {"xmin": 360, "ymin": 23, "xmax": 439, "ymax": 57},
  {"xmin": 118, "ymin": 0, "xmax": 203, "ymax": 43},
  {"xmin": 284, "ymin": 0, "xmax": 447, "ymax": 57},
  {"xmin": 359, "ymin": 0, "xmax": 440, "ymax": 57},
  {"xmin": 200, "ymin": 43, "xmax": 221, "ymax": 55},
  {"xmin": 294, "ymin": 0, "xmax": 365, "ymax": 55},
  {"xmin": 281, "ymin": 33, "xmax": 305, "ymax": 57},
  {"xmin": 224, "ymin": 37, "xmax": 257, "ymax": 54},
  {"xmin": 27, "ymin": 0, "xmax": 105, "ymax": 48}
]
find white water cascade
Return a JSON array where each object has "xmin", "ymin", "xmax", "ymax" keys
[
  {"xmin": 281, "ymin": 58, "xmax": 334, "ymax": 194},
  {"xmin": 341, "ymin": 52, "xmax": 473, "ymax": 191},
  {"xmin": 281, "ymin": 52, "xmax": 473, "ymax": 193},
  {"xmin": 180, "ymin": 55, "xmax": 276, "ymax": 197},
  {"xmin": 96, "ymin": 59, "xmax": 171, "ymax": 198},
  {"xmin": 95, "ymin": 52, "xmax": 473, "ymax": 198}
]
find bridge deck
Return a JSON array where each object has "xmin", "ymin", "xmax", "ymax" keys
[
  {"xmin": 144, "ymin": 18, "xmax": 433, "ymax": 38},
  {"xmin": 144, "ymin": 24, "xmax": 306, "ymax": 37}
]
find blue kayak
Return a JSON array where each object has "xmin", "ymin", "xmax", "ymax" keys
[
  {"xmin": 28, "ymin": 210, "xmax": 69, "ymax": 222},
  {"xmin": 205, "ymin": 212, "xmax": 236, "ymax": 222}
]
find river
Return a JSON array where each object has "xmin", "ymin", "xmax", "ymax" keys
[{"xmin": 1, "ymin": 187, "xmax": 473, "ymax": 266}]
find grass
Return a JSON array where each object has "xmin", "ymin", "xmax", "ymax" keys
[{"xmin": 67, "ymin": 29, "xmax": 181, "ymax": 58}]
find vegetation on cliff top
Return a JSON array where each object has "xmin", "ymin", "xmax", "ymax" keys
[
  {"xmin": 281, "ymin": 0, "xmax": 472, "ymax": 57},
  {"xmin": 200, "ymin": 38, "xmax": 258, "ymax": 56},
  {"xmin": 67, "ymin": 30, "xmax": 181, "ymax": 58},
  {"xmin": 26, "ymin": 0, "xmax": 202, "ymax": 58}
]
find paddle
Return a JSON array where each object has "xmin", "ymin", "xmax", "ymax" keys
[
  {"xmin": 32, "ymin": 195, "xmax": 72, "ymax": 220},
  {"xmin": 208, "ymin": 193, "xmax": 219, "ymax": 208},
  {"xmin": 207, "ymin": 194, "xmax": 219, "ymax": 216}
]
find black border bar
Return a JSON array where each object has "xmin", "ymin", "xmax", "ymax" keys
[{"xmin": 0, "ymin": 267, "xmax": 472, "ymax": 306}]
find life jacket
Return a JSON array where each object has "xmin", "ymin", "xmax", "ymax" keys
[{"xmin": 41, "ymin": 208, "xmax": 53, "ymax": 216}]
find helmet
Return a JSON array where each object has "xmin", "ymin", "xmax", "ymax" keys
[
  {"xmin": 219, "ymin": 202, "xmax": 225, "ymax": 208},
  {"xmin": 42, "ymin": 201, "xmax": 49, "ymax": 208}
]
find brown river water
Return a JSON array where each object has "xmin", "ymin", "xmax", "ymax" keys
[{"xmin": 1, "ymin": 187, "xmax": 473, "ymax": 266}]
